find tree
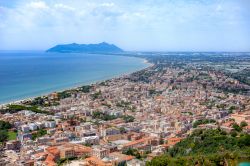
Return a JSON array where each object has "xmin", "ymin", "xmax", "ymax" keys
[
  {"xmin": 147, "ymin": 129, "xmax": 250, "ymax": 166},
  {"xmin": 119, "ymin": 127, "xmax": 126, "ymax": 134},
  {"xmin": 122, "ymin": 115, "xmax": 135, "ymax": 123},
  {"xmin": 4, "ymin": 104, "xmax": 53, "ymax": 115},
  {"xmin": 159, "ymin": 136, "xmax": 164, "ymax": 145},
  {"xmin": 58, "ymin": 91, "xmax": 71, "ymax": 99},
  {"xmin": 92, "ymin": 111, "xmax": 117, "ymax": 121},
  {"xmin": 123, "ymin": 148, "xmax": 141, "ymax": 159},
  {"xmin": 0, "ymin": 130, "xmax": 8, "ymax": 143},
  {"xmin": 32, "ymin": 129, "xmax": 47, "ymax": 140},
  {"xmin": 230, "ymin": 131, "xmax": 237, "ymax": 137},
  {"xmin": 0, "ymin": 120, "xmax": 12, "ymax": 130},
  {"xmin": 80, "ymin": 85, "xmax": 92, "ymax": 93},
  {"xmin": 238, "ymin": 134, "xmax": 250, "ymax": 147},
  {"xmin": 232, "ymin": 123, "xmax": 242, "ymax": 132},
  {"xmin": 91, "ymin": 91, "xmax": 102, "ymax": 100},
  {"xmin": 240, "ymin": 121, "xmax": 248, "ymax": 128},
  {"xmin": 193, "ymin": 119, "xmax": 216, "ymax": 128}
]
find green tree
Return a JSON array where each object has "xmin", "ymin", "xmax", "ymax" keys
[
  {"xmin": 122, "ymin": 115, "xmax": 135, "ymax": 123},
  {"xmin": 80, "ymin": 85, "xmax": 92, "ymax": 93},
  {"xmin": 32, "ymin": 129, "xmax": 47, "ymax": 140},
  {"xmin": 193, "ymin": 119, "xmax": 216, "ymax": 128},
  {"xmin": 147, "ymin": 129, "xmax": 250, "ymax": 166},
  {"xmin": 232, "ymin": 123, "xmax": 242, "ymax": 132},
  {"xmin": 240, "ymin": 121, "xmax": 248, "ymax": 128},
  {"xmin": 123, "ymin": 148, "xmax": 141, "ymax": 159},
  {"xmin": 119, "ymin": 127, "xmax": 126, "ymax": 134},
  {"xmin": 230, "ymin": 131, "xmax": 237, "ymax": 137},
  {"xmin": 159, "ymin": 136, "xmax": 164, "ymax": 145},
  {"xmin": 91, "ymin": 91, "xmax": 101, "ymax": 100},
  {"xmin": 0, "ymin": 120, "xmax": 12, "ymax": 130},
  {"xmin": 238, "ymin": 134, "xmax": 250, "ymax": 147},
  {"xmin": 0, "ymin": 130, "xmax": 8, "ymax": 143}
]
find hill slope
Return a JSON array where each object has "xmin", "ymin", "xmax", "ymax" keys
[{"xmin": 147, "ymin": 129, "xmax": 250, "ymax": 166}]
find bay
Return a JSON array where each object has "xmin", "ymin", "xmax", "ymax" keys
[{"xmin": 0, "ymin": 51, "xmax": 148, "ymax": 104}]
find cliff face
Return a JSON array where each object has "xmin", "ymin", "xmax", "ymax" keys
[{"xmin": 47, "ymin": 42, "xmax": 123, "ymax": 53}]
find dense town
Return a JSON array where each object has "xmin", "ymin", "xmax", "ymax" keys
[{"xmin": 0, "ymin": 53, "xmax": 250, "ymax": 166}]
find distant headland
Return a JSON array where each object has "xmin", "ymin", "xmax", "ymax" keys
[{"xmin": 46, "ymin": 42, "xmax": 123, "ymax": 53}]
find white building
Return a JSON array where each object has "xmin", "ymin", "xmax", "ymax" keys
[
  {"xmin": 127, "ymin": 159, "xmax": 146, "ymax": 166},
  {"xmin": 82, "ymin": 136, "xmax": 99, "ymax": 145},
  {"xmin": 36, "ymin": 122, "xmax": 45, "ymax": 129},
  {"xmin": 29, "ymin": 123, "xmax": 38, "ymax": 131},
  {"xmin": 45, "ymin": 121, "xmax": 56, "ymax": 128},
  {"xmin": 21, "ymin": 125, "xmax": 30, "ymax": 133}
]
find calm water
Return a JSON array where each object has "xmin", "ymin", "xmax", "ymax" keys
[{"xmin": 0, "ymin": 51, "xmax": 149, "ymax": 104}]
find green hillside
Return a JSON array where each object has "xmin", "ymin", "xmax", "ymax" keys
[{"xmin": 146, "ymin": 129, "xmax": 250, "ymax": 166}]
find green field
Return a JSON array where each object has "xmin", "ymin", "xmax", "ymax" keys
[{"xmin": 8, "ymin": 131, "xmax": 17, "ymax": 140}]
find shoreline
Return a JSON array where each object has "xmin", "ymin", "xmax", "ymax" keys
[{"xmin": 0, "ymin": 57, "xmax": 153, "ymax": 108}]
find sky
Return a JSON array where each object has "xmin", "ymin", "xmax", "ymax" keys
[{"xmin": 0, "ymin": 0, "xmax": 249, "ymax": 51}]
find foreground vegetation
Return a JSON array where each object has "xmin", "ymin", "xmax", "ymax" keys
[{"xmin": 147, "ymin": 129, "xmax": 250, "ymax": 166}]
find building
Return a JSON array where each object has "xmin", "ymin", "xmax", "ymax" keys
[
  {"xmin": 28, "ymin": 123, "xmax": 38, "ymax": 131},
  {"xmin": 101, "ymin": 127, "xmax": 120, "ymax": 137},
  {"xmin": 127, "ymin": 158, "xmax": 146, "ymax": 166},
  {"xmin": 231, "ymin": 112, "xmax": 250, "ymax": 124},
  {"xmin": 45, "ymin": 121, "xmax": 56, "ymax": 128},
  {"xmin": 21, "ymin": 125, "xmax": 30, "ymax": 133},
  {"xmin": 5, "ymin": 140, "xmax": 21, "ymax": 151},
  {"xmin": 43, "ymin": 143, "xmax": 92, "ymax": 165},
  {"xmin": 121, "ymin": 137, "xmax": 156, "ymax": 151},
  {"xmin": 18, "ymin": 133, "xmax": 32, "ymax": 142},
  {"xmin": 92, "ymin": 146, "xmax": 110, "ymax": 159},
  {"xmin": 84, "ymin": 156, "xmax": 112, "ymax": 166}
]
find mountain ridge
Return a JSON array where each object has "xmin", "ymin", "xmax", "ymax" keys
[{"xmin": 47, "ymin": 42, "xmax": 123, "ymax": 53}]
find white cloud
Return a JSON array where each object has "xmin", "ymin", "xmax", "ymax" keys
[
  {"xmin": 215, "ymin": 5, "xmax": 222, "ymax": 12},
  {"xmin": 0, "ymin": 0, "xmax": 249, "ymax": 51},
  {"xmin": 100, "ymin": 2, "xmax": 115, "ymax": 7},
  {"xmin": 27, "ymin": 1, "xmax": 48, "ymax": 10},
  {"xmin": 54, "ymin": 3, "xmax": 75, "ymax": 11}
]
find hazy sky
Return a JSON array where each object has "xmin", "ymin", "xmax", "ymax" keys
[{"xmin": 0, "ymin": 0, "xmax": 249, "ymax": 51}]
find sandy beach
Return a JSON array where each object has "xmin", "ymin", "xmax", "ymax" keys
[{"xmin": 0, "ymin": 57, "xmax": 153, "ymax": 107}]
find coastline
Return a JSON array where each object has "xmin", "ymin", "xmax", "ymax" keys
[{"xmin": 0, "ymin": 57, "xmax": 153, "ymax": 108}]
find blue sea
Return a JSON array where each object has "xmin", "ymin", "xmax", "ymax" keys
[{"xmin": 0, "ymin": 51, "xmax": 149, "ymax": 104}]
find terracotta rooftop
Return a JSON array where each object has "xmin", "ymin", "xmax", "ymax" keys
[
  {"xmin": 44, "ymin": 154, "xmax": 56, "ymax": 166},
  {"xmin": 85, "ymin": 156, "xmax": 112, "ymax": 166},
  {"xmin": 123, "ymin": 137, "xmax": 152, "ymax": 147},
  {"xmin": 46, "ymin": 146, "xmax": 60, "ymax": 156}
]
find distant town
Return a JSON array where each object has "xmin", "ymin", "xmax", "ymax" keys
[{"xmin": 0, "ymin": 52, "xmax": 250, "ymax": 166}]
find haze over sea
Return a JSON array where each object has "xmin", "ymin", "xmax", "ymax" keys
[{"xmin": 0, "ymin": 51, "xmax": 149, "ymax": 104}]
